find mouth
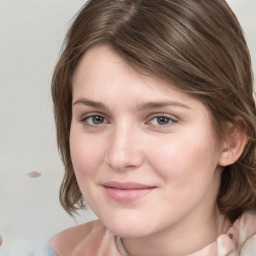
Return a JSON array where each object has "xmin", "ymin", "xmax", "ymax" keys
[{"xmin": 102, "ymin": 181, "xmax": 156, "ymax": 203}]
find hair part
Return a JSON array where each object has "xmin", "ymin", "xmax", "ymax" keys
[{"xmin": 52, "ymin": 0, "xmax": 256, "ymax": 221}]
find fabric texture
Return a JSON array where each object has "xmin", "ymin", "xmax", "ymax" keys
[
  {"xmin": 41, "ymin": 242, "xmax": 59, "ymax": 256},
  {"xmin": 48, "ymin": 212, "xmax": 256, "ymax": 256}
]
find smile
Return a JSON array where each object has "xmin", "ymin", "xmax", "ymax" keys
[{"xmin": 102, "ymin": 181, "xmax": 156, "ymax": 203}]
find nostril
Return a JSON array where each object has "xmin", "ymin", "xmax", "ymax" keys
[{"xmin": 105, "ymin": 150, "xmax": 144, "ymax": 171}]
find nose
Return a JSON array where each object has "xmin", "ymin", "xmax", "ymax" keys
[{"xmin": 105, "ymin": 124, "xmax": 145, "ymax": 171}]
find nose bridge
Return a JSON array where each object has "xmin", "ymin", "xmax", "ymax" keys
[{"xmin": 105, "ymin": 122, "xmax": 143, "ymax": 170}]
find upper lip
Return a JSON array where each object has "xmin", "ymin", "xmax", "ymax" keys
[{"xmin": 102, "ymin": 181, "xmax": 156, "ymax": 190}]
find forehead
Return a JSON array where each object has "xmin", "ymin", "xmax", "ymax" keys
[
  {"xmin": 73, "ymin": 45, "xmax": 180, "ymax": 98},
  {"xmin": 72, "ymin": 45, "xmax": 209, "ymax": 111}
]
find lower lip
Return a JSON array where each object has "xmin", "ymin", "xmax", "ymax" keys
[{"xmin": 103, "ymin": 187, "xmax": 155, "ymax": 203}]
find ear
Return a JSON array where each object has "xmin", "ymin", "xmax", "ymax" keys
[{"xmin": 218, "ymin": 117, "xmax": 247, "ymax": 167}]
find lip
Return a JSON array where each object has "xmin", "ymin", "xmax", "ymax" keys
[{"xmin": 102, "ymin": 181, "xmax": 156, "ymax": 203}]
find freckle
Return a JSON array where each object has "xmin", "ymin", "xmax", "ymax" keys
[
  {"xmin": 228, "ymin": 233, "xmax": 233, "ymax": 239},
  {"xmin": 28, "ymin": 171, "xmax": 42, "ymax": 178},
  {"xmin": 0, "ymin": 235, "xmax": 3, "ymax": 246}
]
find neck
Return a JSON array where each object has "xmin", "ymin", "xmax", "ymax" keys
[{"xmin": 121, "ymin": 208, "xmax": 231, "ymax": 256}]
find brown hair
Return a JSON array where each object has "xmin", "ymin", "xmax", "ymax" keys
[{"xmin": 52, "ymin": 0, "xmax": 256, "ymax": 222}]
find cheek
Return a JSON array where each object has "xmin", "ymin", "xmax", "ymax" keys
[
  {"xmin": 148, "ymin": 134, "xmax": 222, "ymax": 212},
  {"xmin": 147, "ymin": 131, "xmax": 220, "ymax": 184},
  {"xmin": 69, "ymin": 129, "xmax": 104, "ymax": 177}
]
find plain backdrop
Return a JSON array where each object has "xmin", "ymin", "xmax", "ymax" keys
[{"xmin": 0, "ymin": 0, "xmax": 255, "ymax": 254}]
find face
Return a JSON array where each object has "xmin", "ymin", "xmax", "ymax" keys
[{"xmin": 70, "ymin": 45, "xmax": 224, "ymax": 240}]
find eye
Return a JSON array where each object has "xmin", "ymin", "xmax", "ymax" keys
[
  {"xmin": 148, "ymin": 115, "xmax": 177, "ymax": 126},
  {"xmin": 82, "ymin": 115, "xmax": 108, "ymax": 126}
]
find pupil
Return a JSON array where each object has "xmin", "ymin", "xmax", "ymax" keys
[
  {"xmin": 157, "ymin": 117, "xmax": 169, "ymax": 125},
  {"xmin": 93, "ymin": 116, "xmax": 103, "ymax": 124}
]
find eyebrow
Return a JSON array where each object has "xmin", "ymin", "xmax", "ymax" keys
[
  {"xmin": 137, "ymin": 101, "xmax": 190, "ymax": 110},
  {"xmin": 73, "ymin": 98, "xmax": 105, "ymax": 108},
  {"xmin": 72, "ymin": 98, "xmax": 190, "ymax": 110}
]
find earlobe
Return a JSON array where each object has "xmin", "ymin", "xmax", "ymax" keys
[{"xmin": 218, "ymin": 119, "xmax": 247, "ymax": 167}]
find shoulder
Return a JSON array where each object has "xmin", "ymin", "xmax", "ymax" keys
[
  {"xmin": 50, "ymin": 219, "xmax": 103, "ymax": 255},
  {"xmin": 217, "ymin": 212, "xmax": 256, "ymax": 255},
  {"xmin": 51, "ymin": 219, "xmax": 102, "ymax": 243},
  {"xmin": 50, "ymin": 219, "xmax": 120, "ymax": 256}
]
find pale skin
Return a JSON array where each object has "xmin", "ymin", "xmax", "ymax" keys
[{"xmin": 53, "ymin": 44, "xmax": 246, "ymax": 256}]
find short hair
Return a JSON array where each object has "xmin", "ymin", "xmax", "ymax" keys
[{"xmin": 52, "ymin": 0, "xmax": 256, "ymax": 222}]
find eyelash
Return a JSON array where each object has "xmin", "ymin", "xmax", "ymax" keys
[
  {"xmin": 81, "ymin": 113, "xmax": 178, "ymax": 129},
  {"xmin": 81, "ymin": 114, "xmax": 109, "ymax": 127},
  {"xmin": 147, "ymin": 115, "xmax": 177, "ymax": 127}
]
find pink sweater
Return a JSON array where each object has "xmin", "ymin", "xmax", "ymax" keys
[{"xmin": 50, "ymin": 212, "xmax": 256, "ymax": 256}]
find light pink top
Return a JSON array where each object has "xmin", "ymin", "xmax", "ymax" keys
[{"xmin": 50, "ymin": 212, "xmax": 256, "ymax": 255}]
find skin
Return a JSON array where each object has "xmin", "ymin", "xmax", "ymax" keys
[{"xmin": 69, "ymin": 45, "xmax": 231, "ymax": 256}]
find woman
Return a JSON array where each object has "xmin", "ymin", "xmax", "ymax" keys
[{"xmin": 49, "ymin": 0, "xmax": 256, "ymax": 255}]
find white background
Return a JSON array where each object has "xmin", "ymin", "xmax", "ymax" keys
[{"xmin": 0, "ymin": 0, "xmax": 255, "ymax": 255}]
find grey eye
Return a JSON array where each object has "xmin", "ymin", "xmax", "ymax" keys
[
  {"xmin": 85, "ymin": 115, "xmax": 105, "ymax": 125},
  {"xmin": 150, "ymin": 116, "xmax": 172, "ymax": 125},
  {"xmin": 157, "ymin": 116, "xmax": 170, "ymax": 125}
]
